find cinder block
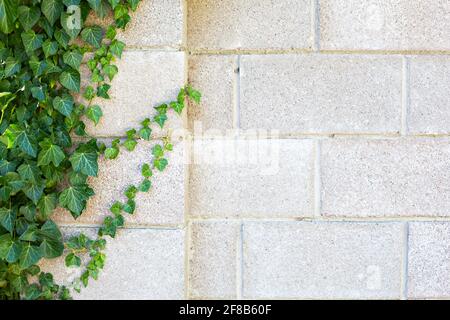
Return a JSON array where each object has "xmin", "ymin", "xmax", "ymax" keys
[
  {"xmin": 320, "ymin": 0, "xmax": 450, "ymax": 50},
  {"xmin": 189, "ymin": 138, "xmax": 315, "ymax": 218},
  {"xmin": 188, "ymin": 55, "xmax": 236, "ymax": 133},
  {"xmin": 409, "ymin": 56, "xmax": 450, "ymax": 134},
  {"xmin": 53, "ymin": 140, "xmax": 186, "ymax": 226},
  {"xmin": 85, "ymin": 0, "xmax": 183, "ymax": 47},
  {"xmin": 188, "ymin": 221, "xmax": 240, "ymax": 299},
  {"xmin": 321, "ymin": 138, "xmax": 450, "ymax": 217},
  {"xmin": 187, "ymin": 0, "xmax": 312, "ymax": 50},
  {"xmin": 85, "ymin": 51, "xmax": 186, "ymax": 137},
  {"xmin": 40, "ymin": 227, "xmax": 185, "ymax": 300},
  {"xmin": 240, "ymin": 54, "xmax": 402, "ymax": 134},
  {"xmin": 243, "ymin": 221, "xmax": 404, "ymax": 299},
  {"xmin": 408, "ymin": 222, "xmax": 450, "ymax": 299}
]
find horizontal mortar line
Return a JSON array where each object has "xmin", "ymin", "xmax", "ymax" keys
[
  {"xmin": 58, "ymin": 223, "xmax": 185, "ymax": 230},
  {"xmin": 123, "ymin": 46, "xmax": 184, "ymax": 52},
  {"xmin": 190, "ymin": 133, "xmax": 450, "ymax": 140},
  {"xmin": 187, "ymin": 216, "xmax": 450, "ymax": 223},
  {"xmin": 187, "ymin": 48, "xmax": 450, "ymax": 56}
]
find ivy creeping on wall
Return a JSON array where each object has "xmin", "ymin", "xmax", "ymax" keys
[{"xmin": 0, "ymin": 0, "xmax": 200, "ymax": 300}]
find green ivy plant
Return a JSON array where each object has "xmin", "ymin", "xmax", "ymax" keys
[{"xmin": 0, "ymin": 0, "xmax": 201, "ymax": 300}]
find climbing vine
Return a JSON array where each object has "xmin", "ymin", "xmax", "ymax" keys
[{"xmin": 0, "ymin": 0, "xmax": 200, "ymax": 300}]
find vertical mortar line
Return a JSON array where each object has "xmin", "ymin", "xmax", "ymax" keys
[
  {"xmin": 401, "ymin": 222, "xmax": 410, "ymax": 300},
  {"xmin": 237, "ymin": 222, "xmax": 244, "ymax": 299},
  {"xmin": 401, "ymin": 56, "xmax": 410, "ymax": 136},
  {"xmin": 312, "ymin": 0, "xmax": 320, "ymax": 52},
  {"xmin": 234, "ymin": 55, "xmax": 241, "ymax": 133},
  {"xmin": 182, "ymin": 0, "xmax": 188, "ymax": 50},
  {"xmin": 314, "ymin": 139, "xmax": 322, "ymax": 218}
]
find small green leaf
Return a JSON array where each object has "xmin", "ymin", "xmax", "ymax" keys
[
  {"xmin": 153, "ymin": 114, "xmax": 167, "ymax": 128},
  {"xmin": 152, "ymin": 144, "xmax": 164, "ymax": 158},
  {"xmin": 41, "ymin": 0, "xmax": 63, "ymax": 25},
  {"xmin": 122, "ymin": 199, "xmax": 135, "ymax": 214},
  {"xmin": 110, "ymin": 201, "xmax": 122, "ymax": 215},
  {"xmin": 18, "ymin": 6, "xmax": 41, "ymax": 31},
  {"xmin": 139, "ymin": 127, "xmax": 151, "ymax": 141},
  {"xmin": 0, "ymin": 234, "xmax": 21, "ymax": 263},
  {"xmin": 4, "ymin": 57, "xmax": 20, "ymax": 77},
  {"xmin": 42, "ymin": 40, "xmax": 58, "ymax": 57},
  {"xmin": 97, "ymin": 83, "xmax": 110, "ymax": 99},
  {"xmin": 81, "ymin": 25, "xmax": 103, "ymax": 48},
  {"xmin": 125, "ymin": 185, "xmax": 137, "ymax": 199},
  {"xmin": 139, "ymin": 179, "xmax": 151, "ymax": 192},
  {"xmin": 154, "ymin": 158, "xmax": 168, "ymax": 172},
  {"xmin": 83, "ymin": 86, "xmax": 95, "ymax": 100},
  {"xmin": 59, "ymin": 69, "xmax": 81, "ymax": 92},
  {"xmin": 19, "ymin": 243, "xmax": 42, "ymax": 270},
  {"xmin": 170, "ymin": 101, "xmax": 184, "ymax": 114},
  {"xmin": 53, "ymin": 94, "xmax": 74, "ymax": 116},
  {"xmin": 86, "ymin": 105, "xmax": 103, "ymax": 125},
  {"xmin": 59, "ymin": 186, "xmax": 89, "ymax": 218},
  {"xmin": 186, "ymin": 86, "xmax": 202, "ymax": 104},
  {"xmin": 70, "ymin": 145, "xmax": 98, "ymax": 177},
  {"xmin": 123, "ymin": 138, "xmax": 137, "ymax": 151},
  {"xmin": 109, "ymin": 39, "xmax": 125, "ymax": 58},
  {"xmin": 141, "ymin": 163, "xmax": 152, "ymax": 178},
  {"xmin": 103, "ymin": 64, "xmax": 118, "ymax": 81},
  {"xmin": 37, "ymin": 193, "xmax": 57, "ymax": 218},
  {"xmin": 31, "ymin": 86, "xmax": 45, "ymax": 101},
  {"xmin": 63, "ymin": 50, "xmax": 83, "ymax": 70},
  {"xmin": 104, "ymin": 147, "xmax": 119, "ymax": 160},
  {"xmin": 21, "ymin": 30, "xmax": 44, "ymax": 52},
  {"xmin": 105, "ymin": 25, "xmax": 116, "ymax": 39},
  {"xmin": 38, "ymin": 140, "xmax": 65, "ymax": 167},
  {"xmin": 65, "ymin": 253, "xmax": 81, "ymax": 267},
  {"xmin": 0, "ymin": 207, "xmax": 15, "ymax": 232}
]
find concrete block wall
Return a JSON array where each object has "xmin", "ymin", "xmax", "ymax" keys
[{"xmin": 45, "ymin": 0, "xmax": 450, "ymax": 299}]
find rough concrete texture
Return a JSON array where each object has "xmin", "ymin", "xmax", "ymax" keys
[
  {"xmin": 85, "ymin": 51, "xmax": 185, "ymax": 137},
  {"xmin": 53, "ymin": 140, "xmax": 186, "ymax": 226},
  {"xmin": 408, "ymin": 222, "xmax": 450, "ymax": 299},
  {"xmin": 243, "ymin": 222, "xmax": 404, "ymax": 299},
  {"xmin": 320, "ymin": 0, "xmax": 450, "ymax": 50},
  {"xmin": 189, "ymin": 138, "xmax": 315, "ymax": 218},
  {"xmin": 409, "ymin": 56, "xmax": 450, "ymax": 134},
  {"xmin": 84, "ymin": 0, "xmax": 183, "ymax": 47},
  {"xmin": 40, "ymin": 227, "xmax": 185, "ymax": 300},
  {"xmin": 188, "ymin": 55, "xmax": 236, "ymax": 133},
  {"xmin": 321, "ymin": 138, "xmax": 450, "ymax": 217},
  {"xmin": 187, "ymin": 0, "xmax": 312, "ymax": 50},
  {"xmin": 188, "ymin": 221, "xmax": 240, "ymax": 299},
  {"xmin": 240, "ymin": 54, "xmax": 402, "ymax": 134}
]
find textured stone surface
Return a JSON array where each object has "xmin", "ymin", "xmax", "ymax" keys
[
  {"xmin": 321, "ymin": 138, "xmax": 450, "ymax": 217},
  {"xmin": 243, "ymin": 222, "xmax": 404, "ymax": 299},
  {"xmin": 189, "ymin": 138, "xmax": 315, "ymax": 218},
  {"xmin": 240, "ymin": 54, "xmax": 402, "ymax": 134},
  {"xmin": 53, "ymin": 141, "xmax": 186, "ymax": 226},
  {"xmin": 85, "ymin": 51, "xmax": 185, "ymax": 137},
  {"xmin": 40, "ymin": 227, "xmax": 185, "ymax": 300},
  {"xmin": 188, "ymin": 221, "xmax": 240, "ymax": 299},
  {"xmin": 188, "ymin": 55, "xmax": 236, "ymax": 133},
  {"xmin": 409, "ymin": 56, "xmax": 450, "ymax": 134},
  {"xmin": 320, "ymin": 0, "xmax": 450, "ymax": 50},
  {"xmin": 187, "ymin": 0, "xmax": 312, "ymax": 50},
  {"xmin": 85, "ymin": 0, "xmax": 183, "ymax": 47},
  {"xmin": 408, "ymin": 222, "xmax": 450, "ymax": 299}
]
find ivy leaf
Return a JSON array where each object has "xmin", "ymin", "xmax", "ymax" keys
[
  {"xmin": 139, "ymin": 179, "xmax": 151, "ymax": 192},
  {"xmin": 38, "ymin": 140, "xmax": 65, "ymax": 167},
  {"xmin": 86, "ymin": 105, "xmax": 103, "ymax": 125},
  {"xmin": 18, "ymin": 5, "xmax": 41, "ymax": 31},
  {"xmin": 19, "ymin": 243, "xmax": 42, "ymax": 270},
  {"xmin": 103, "ymin": 64, "xmax": 118, "ymax": 81},
  {"xmin": 21, "ymin": 30, "xmax": 44, "ymax": 52},
  {"xmin": 0, "ymin": 207, "xmax": 15, "ymax": 232},
  {"xmin": 4, "ymin": 56, "xmax": 20, "ymax": 77},
  {"xmin": 31, "ymin": 86, "xmax": 45, "ymax": 101},
  {"xmin": 141, "ymin": 163, "xmax": 152, "ymax": 178},
  {"xmin": 170, "ymin": 101, "xmax": 184, "ymax": 115},
  {"xmin": 139, "ymin": 127, "xmax": 151, "ymax": 141},
  {"xmin": 37, "ymin": 193, "xmax": 57, "ymax": 219},
  {"xmin": 4, "ymin": 124, "xmax": 38, "ymax": 157},
  {"xmin": 123, "ymin": 139, "xmax": 136, "ymax": 151},
  {"xmin": 23, "ymin": 182, "xmax": 45, "ymax": 204},
  {"xmin": 186, "ymin": 86, "xmax": 202, "ymax": 104},
  {"xmin": 63, "ymin": 50, "xmax": 83, "ymax": 70},
  {"xmin": 17, "ymin": 162, "xmax": 40, "ymax": 182},
  {"xmin": 39, "ymin": 219, "xmax": 62, "ymax": 240},
  {"xmin": 81, "ymin": 25, "xmax": 103, "ymax": 48},
  {"xmin": 127, "ymin": 0, "xmax": 139, "ymax": 11},
  {"xmin": 41, "ymin": 0, "xmax": 63, "ymax": 25},
  {"xmin": 19, "ymin": 224, "xmax": 38, "ymax": 241},
  {"xmin": 154, "ymin": 158, "xmax": 168, "ymax": 172},
  {"xmin": 97, "ymin": 83, "xmax": 110, "ymax": 99},
  {"xmin": 152, "ymin": 144, "xmax": 164, "ymax": 158},
  {"xmin": 59, "ymin": 186, "xmax": 89, "ymax": 217},
  {"xmin": 104, "ymin": 146, "xmax": 119, "ymax": 160},
  {"xmin": 0, "ymin": 0, "xmax": 18, "ymax": 34},
  {"xmin": 122, "ymin": 199, "xmax": 135, "ymax": 214},
  {"xmin": 69, "ymin": 146, "xmax": 98, "ymax": 177},
  {"xmin": 42, "ymin": 40, "xmax": 58, "ymax": 58},
  {"xmin": 109, "ymin": 39, "xmax": 125, "ymax": 58},
  {"xmin": 87, "ymin": 0, "xmax": 108, "ymax": 18},
  {"xmin": 110, "ymin": 201, "xmax": 122, "ymax": 215},
  {"xmin": 153, "ymin": 114, "xmax": 167, "ymax": 128},
  {"xmin": 54, "ymin": 28, "xmax": 70, "ymax": 48},
  {"xmin": 0, "ymin": 234, "xmax": 21, "ymax": 263},
  {"xmin": 83, "ymin": 86, "xmax": 95, "ymax": 100},
  {"xmin": 39, "ymin": 237, "xmax": 63, "ymax": 258},
  {"xmin": 53, "ymin": 94, "xmax": 74, "ymax": 116},
  {"xmin": 29, "ymin": 56, "xmax": 47, "ymax": 76},
  {"xmin": 59, "ymin": 69, "xmax": 80, "ymax": 92},
  {"xmin": 65, "ymin": 253, "xmax": 81, "ymax": 267},
  {"xmin": 108, "ymin": 0, "xmax": 119, "ymax": 9}
]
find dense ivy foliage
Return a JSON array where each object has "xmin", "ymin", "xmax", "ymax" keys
[{"xmin": 0, "ymin": 0, "xmax": 201, "ymax": 299}]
